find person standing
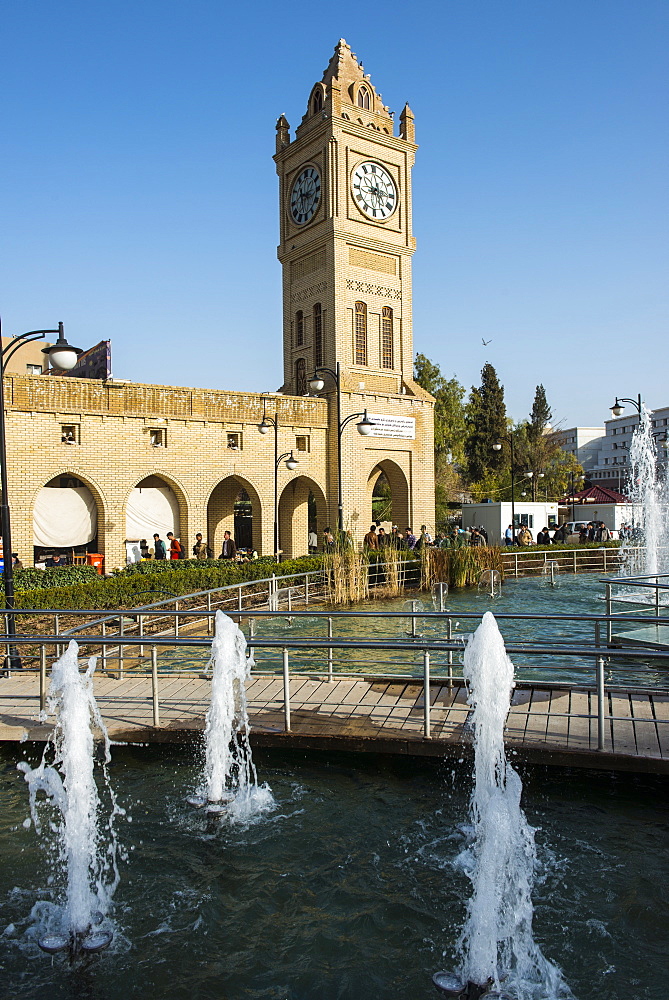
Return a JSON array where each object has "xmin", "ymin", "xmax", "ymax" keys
[
  {"xmin": 504, "ymin": 524, "xmax": 514, "ymax": 546},
  {"xmin": 153, "ymin": 533, "xmax": 166, "ymax": 560},
  {"xmin": 193, "ymin": 533, "xmax": 208, "ymax": 559},
  {"xmin": 308, "ymin": 528, "xmax": 318, "ymax": 552},
  {"xmin": 377, "ymin": 527, "xmax": 388, "ymax": 548},
  {"xmin": 167, "ymin": 532, "xmax": 182, "ymax": 560},
  {"xmin": 363, "ymin": 524, "xmax": 378, "ymax": 549},
  {"xmin": 219, "ymin": 530, "xmax": 237, "ymax": 560}
]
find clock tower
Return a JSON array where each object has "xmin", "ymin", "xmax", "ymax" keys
[{"xmin": 274, "ymin": 40, "xmax": 434, "ymax": 537}]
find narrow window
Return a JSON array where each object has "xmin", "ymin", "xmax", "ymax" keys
[
  {"xmin": 61, "ymin": 424, "xmax": 79, "ymax": 444},
  {"xmin": 313, "ymin": 302, "xmax": 323, "ymax": 367},
  {"xmin": 295, "ymin": 358, "xmax": 306, "ymax": 395},
  {"xmin": 296, "ymin": 435, "xmax": 310, "ymax": 453},
  {"xmin": 149, "ymin": 427, "xmax": 166, "ymax": 448},
  {"xmin": 355, "ymin": 301, "xmax": 367, "ymax": 366},
  {"xmin": 296, "ymin": 310, "xmax": 304, "ymax": 347},
  {"xmin": 312, "ymin": 89, "xmax": 323, "ymax": 114},
  {"xmin": 381, "ymin": 306, "xmax": 394, "ymax": 369},
  {"xmin": 357, "ymin": 86, "xmax": 370, "ymax": 110},
  {"xmin": 27, "ymin": 363, "xmax": 42, "ymax": 375}
]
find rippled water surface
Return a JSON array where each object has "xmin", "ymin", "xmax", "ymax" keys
[{"xmin": 1, "ymin": 744, "xmax": 667, "ymax": 1000}]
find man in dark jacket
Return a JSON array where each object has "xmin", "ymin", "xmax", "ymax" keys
[
  {"xmin": 153, "ymin": 533, "xmax": 166, "ymax": 559},
  {"xmin": 220, "ymin": 531, "xmax": 237, "ymax": 560}
]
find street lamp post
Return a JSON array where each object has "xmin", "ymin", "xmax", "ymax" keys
[
  {"xmin": 493, "ymin": 434, "xmax": 516, "ymax": 539},
  {"xmin": 258, "ymin": 404, "xmax": 298, "ymax": 559},
  {"xmin": 610, "ymin": 394, "xmax": 643, "ymax": 423},
  {"xmin": 0, "ymin": 320, "xmax": 82, "ymax": 672},
  {"xmin": 308, "ymin": 363, "xmax": 375, "ymax": 534},
  {"xmin": 524, "ymin": 471, "xmax": 534, "ymax": 501}
]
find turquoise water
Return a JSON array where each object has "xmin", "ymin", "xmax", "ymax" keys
[
  {"xmin": 1, "ymin": 744, "xmax": 666, "ymax": 1000},
  {"xmin": 248, "ymin": 574, "xmax": 668, "ymax": 688}
]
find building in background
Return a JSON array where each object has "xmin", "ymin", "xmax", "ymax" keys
[
  {"xmin": 588, "ymin": 406, "xmax": 669, "ymax": 491},
  {"xmin": 0, "ymin": 336, "xmax": 54, "ymax": 377},
  {"xmin": 550, "ymin": 426, "xmax": 604, "ymax": 476}
]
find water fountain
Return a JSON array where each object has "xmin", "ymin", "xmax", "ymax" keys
[
  {"xmin": 541, "ymin": 561, "xmax": 559, "ymax": 588},
  {"xmin": 433, "ymin": 613, "xmax": 571, "ymax": 1000},
  {"xmin": 477, "ymin": 569, "xmax": 502, "ymax": 598},
  {"xmin": 17, "ymin": 641, "xmax": 120, "ymax": 957},
  {"xmin": 188, "ymin": 611, "xmax": 274, "ymax": 822},
  {"xmin": 621, "ymin": 405, "xmax": 669, "ymax": 583}
]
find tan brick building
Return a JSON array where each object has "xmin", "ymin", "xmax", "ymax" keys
[{"xmin": 4, "ymin": 40, "xmax": 434, "ymax": 570}]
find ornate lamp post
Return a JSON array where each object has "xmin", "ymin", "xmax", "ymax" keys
[
  {"xmin": 610, "ymin": 394, "xmax": 642, "ymax": 422},
  {"xmin": 308, "ymin": 363, "xmax": 375, "ymax": 533},
  {"xmin": 258, "ymin": 405, "xmax": 298, "ymax": 559},
  {"xmin": 0, "ymin": 320, "xmax": 82, "ymax": 671}
]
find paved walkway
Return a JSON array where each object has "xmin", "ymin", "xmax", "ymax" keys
[{"xmin": 1, "ymin": 671, "xmax": 667, "ymax": 773}]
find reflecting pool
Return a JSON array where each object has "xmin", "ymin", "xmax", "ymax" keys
[{"xmin": 1, "ymin": 745, "xmax": 667, "ymax": 1000}]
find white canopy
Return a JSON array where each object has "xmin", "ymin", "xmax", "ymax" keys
[
  {"xmin": 33, "ymin": 486, "xmax": 98, "ymax": 548},
  {"xmin": 125, "ymin": 485, "xmax": 180, "ymax": 541}
]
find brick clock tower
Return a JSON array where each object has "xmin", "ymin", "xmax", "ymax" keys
[{"xmin": 274, "ymin": 39, "xmax": 435, "ymax": 537}]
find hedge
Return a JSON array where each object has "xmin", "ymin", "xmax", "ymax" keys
[
  {"xmin": 15, "ymin": 565, "xmax": 101, "ymax": 591},
  {"xmin": 9, "ymin": 555, "xmax": 324, "ymax": 611}
]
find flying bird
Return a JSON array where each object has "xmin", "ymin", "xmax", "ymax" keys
[{"xmin": 482, "ymin": 338, "xmax": 492, "ymax": 346}]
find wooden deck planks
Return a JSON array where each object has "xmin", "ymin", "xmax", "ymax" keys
[
  {"xmin": 629, "ymin": 694, "xmax": 662, "ymax": 758},
  {"xmin": 609, "ymin": 692, "xmax": 637, "ymax": 755},
  {"xmin": 1, "ymin": 672, "xmax": 668, "ymax": 769}
]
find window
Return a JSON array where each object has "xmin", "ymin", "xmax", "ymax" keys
[
  {"xmin": 313, "ymin": 303, "xmax": 323, "ymax": 367},
  {"xmin": 357, "ymin": 86, "xmax": 370, "ymax": 110},
  {"xmin": 355, "ymin": 301, "xmax": 367, "ymax": 365},
  {"xmin": 381, "ymin": 306, "xmax": 394, "ymax": 369},
  {"xmin": 295, "ymin": 310, "xmax": 304, "ymax": 347},
  {"xmin": 312, "ymin": 89, "xmax": 323, "ymax": 114},
  {"xmin": 27, "ymin": 363, "xmax": 42, "ymax": 375},
  {"xmin": 295, "ymin": 358, "xmax": 306, "ymax": 395},
  {"xmin": 227, "ymin": 432, "xmax": 242, "ymax": 451},
  {"xmin": 296, "ymin": 435, "xmax": 310, "ymax": 453},
  {"xmin": 61, "ymin": 424, "xmax": 79, "ymax": 445},
  {"xmin": 149, "ymin": 428, "xmax": 166, "ymax": 448}
]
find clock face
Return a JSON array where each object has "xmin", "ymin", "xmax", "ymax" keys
[
  {"xmin": 289, "ymin": 165, "xmax": 321, "ymax": 225},
  {"xmin": 351, "ymin": 161, "xmax": 397, "ymax": 220}
]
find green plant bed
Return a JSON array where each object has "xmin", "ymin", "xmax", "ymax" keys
[
  {"xmin": 15, "ymin": 565, "xmax": 102, "ymax": 591},
  {"xmin": 502, "ymin": 541, "xmax": 622, "ymax": 554},
  {"xmin": 10, "ymin": 555, "xmax": 323, "ymax": 611}
]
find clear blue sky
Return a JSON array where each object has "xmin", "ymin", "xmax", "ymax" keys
[{"xmin": 2, "ymin": 0, "xmax": 667, "ymax": 427}]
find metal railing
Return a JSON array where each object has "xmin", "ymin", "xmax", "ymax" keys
[
  {"xmin": 5, "ymin": 608, "xmax": 669, "ymax": 754},
  {"xmin": 603, "ymin": 572, "xmax": 669, "ymax": 642},
  {"xmin": 501, "ymin": 546, "xmax": 626, "ymax": 577}
]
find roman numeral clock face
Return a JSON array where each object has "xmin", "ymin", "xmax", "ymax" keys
[
  {"xmin": 289, "ymin": 165, "xmax": 321, "ymax": 225},
  {"xmin": 351, "ymin": 161, "xmax": 397, "ymax": 220}
]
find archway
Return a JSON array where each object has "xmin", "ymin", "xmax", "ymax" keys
[
  {"xmin": 33, "ymin": 473, "xmax": 104, "ymax": 566},
  {"xmin": 366, "ymin": 460, "xmax": 410, "ymax": 532},
  {"xmin": 126, "ymin": 475, "xmax": 186, "ymax": 562},
  {"xmin": 207, "ymin": 476, "xmax": 262, "ymax": 557},
  {"xmin": 278, "ymin": 477, "xmax": 327, "ymax": 560}
]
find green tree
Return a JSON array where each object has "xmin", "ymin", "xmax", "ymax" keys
[
  {"xmin": 464, "ymin": 363, "xmax": 508, "ymax": 483},
  {"xmin": 529, "ymin": 384, "xmax": 552, "ymax": 443},
  {"xmin": 414, "ymin": 353, "xmax": 467, "ymax": 466}
]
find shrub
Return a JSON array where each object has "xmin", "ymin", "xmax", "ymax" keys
[{"xmin": 15, "ymin": 565, "xmax": 101, "ymax": 591}]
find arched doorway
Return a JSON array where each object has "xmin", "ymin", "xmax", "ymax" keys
[
  {"xmin": 207, "ymin": 476, "xmax": 262, "ymax": 557},
  {"xmin": 33, "ymin": 474, "xmax": 103, "ymax": 565},
  {"xmin": 367, "ymin": 460, "xmax": 410, "ymax": 531},
  {"xmin": 278, "ymin": 477, "xmax": 327, "ymax": 559},
  {"xmin": 126, "ymin": 475, "xmax": 185, "ymax": 562}
]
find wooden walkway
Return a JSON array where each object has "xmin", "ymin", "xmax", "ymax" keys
[{"xmin": 1, "ymin": 671, "xmax": 668, "ymax": 773}]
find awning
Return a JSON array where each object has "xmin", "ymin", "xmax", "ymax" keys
[
  {"xmin": 125, "ymin": 486, "xmax": 180, "ymax": 541},
  {"xmin": 33, "ymin": 486, "xmax": 98, "ymax": 548}
]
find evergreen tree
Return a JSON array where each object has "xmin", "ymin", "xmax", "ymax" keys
[
  {"xmin": 464, "ymin": 363, "xmax": 508, "ymax": 483},
  {"xmin": 529, "ymin": 384, "xmax": 552, "ymax": 443},
  {"xmin": 414, "ymin": 353, "xmax": 467, "ymax": 465}
]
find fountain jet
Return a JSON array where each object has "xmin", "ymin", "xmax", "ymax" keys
[{"xmin": 18, "ymin": 642, "xmax": 119, "ymax": 957}]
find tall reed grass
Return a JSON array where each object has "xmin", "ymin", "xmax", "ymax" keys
[{"xmin": 421, "ymin": 545, "xmax": 504, "ymax": 590}]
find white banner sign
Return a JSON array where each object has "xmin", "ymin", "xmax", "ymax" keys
[{"xmin": 367, "ymin": 414, "xmax": 415, "ymax": 439}]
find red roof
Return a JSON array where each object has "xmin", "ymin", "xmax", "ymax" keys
[{"xmin": 561, "ymin": 485, "xmax": 628, "ymax": 504}]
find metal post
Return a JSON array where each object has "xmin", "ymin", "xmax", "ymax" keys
[
  {"xmin": 40, "ymin": 645, "xmax": 47, "ymax": 713},
  {"xmin": 596, "ymin": 656, "xmax": 606, "ymax": 750},
  {"xmin": 656, "ymin": 578, "xmax": 660, "ymax": 619},
  {"xmin": 327, "ymin": 617, "xmax": 333, "ymax": 682},
  {"xmin": 573, "ymin": 549, "xmax": 577, "ymax": 574},
  {"xmin": 423, "ymin": 650, "xmax": 431, "ymax": 739},
  {"xmin": 151, "ymin": 646, "xmax": 160, "ymax": 728},
  {"xmin": 603, "ymin": 548, "xmax": 607, "ymax": 572},
  {"xmin": 174, "ymin": 601, "xmax": 179, "ymax": 638},
  {"xmin": 287, "ymin": 587, "xmax": 292, "ymax": 612},
  {"xmin": 411, "ymin": 600, "xmax": 418, "ymax": 638},
  {"xmin": 138, "ymin": 613, "xmax": 144, "ymax": 658},
  {"xmin": 606, "ymin": 582, "xmax": 612, "ymax": 643},
  {"xmin": 595, "ymin": 620, "xmax": 601, "ymax": 650},
  {"xmin": 207, "ymin": 591, "xmax": 212, "ymax": 634},
  {"xmin": 305, "ymin": 575, "xmax": 309, "ymax": 605},
  {"xmin": 238, "ymin": 585, "xmax": 243, "ymax": 612},
  {"xmin": 447, "ymin": 618, "xmax": 453, "ymax": 688},
  {"xmin": 101, "ymin": 619, "xmax": 107, "ymax": 671},
  {"xmin": 249, "ymin": 618, "xmax": 255, "ymax": 639},
  {"xmin": 119, "ymin": 616, "xmax": 124, "ymax": 679},
  {"xmin": 514, "ymin": 552, "xmax": 518, "ymax": 578},
  {"xmin": 282, "ymin": 648, "xmax": 291, "ymax": 731},
  {"xmin": 55, "ymin": 614, "xmax": 60, "ymax": 658}
]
